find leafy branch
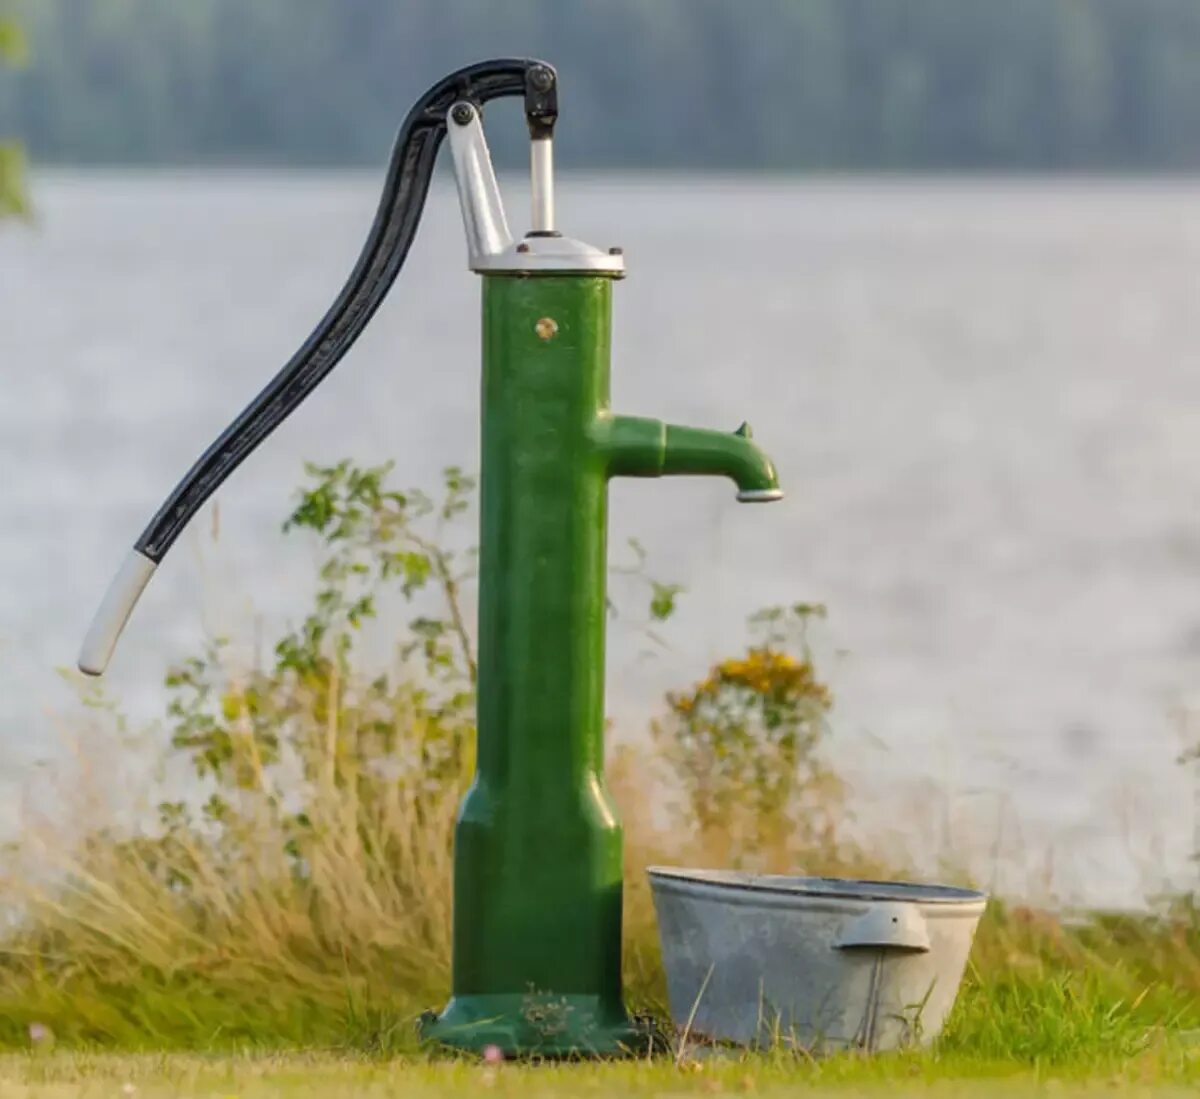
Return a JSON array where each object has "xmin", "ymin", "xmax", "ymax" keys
[{"xmin": 0, "ymin": 14, "xmax": 28, "ymax": 219}]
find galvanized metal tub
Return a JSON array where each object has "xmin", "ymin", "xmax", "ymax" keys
[{"xmin": 648, "ymin": 867, "xmax": 986, "ymax": 1052}]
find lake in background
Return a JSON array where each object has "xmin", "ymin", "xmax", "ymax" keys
[{"xmin": 3, "ymin": 172, "xmax": 1200, "ymax": 908}]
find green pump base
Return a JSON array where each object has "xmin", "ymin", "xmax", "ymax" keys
[{"xmin": 417, "ymin": 997, "xmax": 656, "ymax": 1058}]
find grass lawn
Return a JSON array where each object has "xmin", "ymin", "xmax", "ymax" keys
[
  {"xmin": 3, "ymin": 900, "xmax": 1200, "ymax": 1096},
  {"xmin": 2, "ymin": 1045, "xmax": 1200, "ymax": 1099}
]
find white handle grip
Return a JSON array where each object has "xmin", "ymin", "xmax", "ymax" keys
[{"xmin": 77, "ymin": 550, "xmax": 157, "ymax": 676}]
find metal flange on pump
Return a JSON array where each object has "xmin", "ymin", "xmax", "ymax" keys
[{"xmin": 78, "ymin": 59, "xmax": 783, "ymax": 1057}]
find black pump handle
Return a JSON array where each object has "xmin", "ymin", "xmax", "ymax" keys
[
  {"xmin": 78, "ymin": 58, "xmax": 557, "ymax": 677},
  {"xmin": 138, "ymin": 57, "xmax": 556, "ymax": 561}
]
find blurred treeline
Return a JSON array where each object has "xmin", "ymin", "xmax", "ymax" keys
[{"xmin": 3, "ymin": 0, "xmax": 1200, "ymax": 170}]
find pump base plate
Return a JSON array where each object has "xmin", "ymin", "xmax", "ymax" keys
[{"xmin": 419, "ymin": 994, "xmax": 657, "ymax": 1058}]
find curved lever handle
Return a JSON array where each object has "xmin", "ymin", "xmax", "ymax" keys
[{"xmin": 78, "ymin": 57, "xmax": 558, "ymax": 676}]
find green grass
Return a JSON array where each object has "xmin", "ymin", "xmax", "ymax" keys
[
  {"xmin": 4, "ymin": 894, "xmax": 1199, "ymax": 1059},
  {"xmin": 2, "ymin": 905, "xmax": 1200, "ymax": 1093},
  {"xmin": 1, "ymin": 1045, "xmax": 1199, "ymax": 1099}
]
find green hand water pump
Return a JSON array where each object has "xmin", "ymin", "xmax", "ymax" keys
[{"xmin": 78, "ymin": 59, "xmax": 783, "ymax": 1056}]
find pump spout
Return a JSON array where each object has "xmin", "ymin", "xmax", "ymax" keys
[
  {"xmin": 665, "ymin": 421, "xmax": 783, "ymax": 501},
  {"xmin": 597, "ymin": 416, "xmax": 783, "ymax": 501}
]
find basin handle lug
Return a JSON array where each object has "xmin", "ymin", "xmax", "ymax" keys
[{"xmin": 833, "ymin": 903, "xmax": 932, "ymax": 953}]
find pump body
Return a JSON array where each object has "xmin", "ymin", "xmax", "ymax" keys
[
  {"xmin": 432, "ymin": 276, "xmax": 631, "ymax": 1050},
  {"xmin": 77, "ymin": 59, "xmax": 782, "ymax": 1057}
]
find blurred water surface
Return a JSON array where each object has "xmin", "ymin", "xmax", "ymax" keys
[{"xmin": 3, "ymin": 172, "xmax": 1200, "ymax": 906}]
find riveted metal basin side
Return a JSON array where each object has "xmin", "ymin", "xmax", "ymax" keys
[
  {"xmin": 649, "ymin": 869, "xmax": 986, "ymax": 1052},
  {"xmin": 424, "ymin": 274, "xmax": 641, "ymax": 1056}
]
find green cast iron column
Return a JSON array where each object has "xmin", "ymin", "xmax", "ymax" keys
[{"xmin": 424, "ymin": 272, "xmax": 640, "ymax": 1055}]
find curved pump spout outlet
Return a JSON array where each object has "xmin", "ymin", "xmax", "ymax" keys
[
  {"xmin": 599, "ymin": 417, "xmax": 784, "ymax": 502},
  {"xmin": 729, "ymin": 422, "xmax": 785, "ymax": 502}
]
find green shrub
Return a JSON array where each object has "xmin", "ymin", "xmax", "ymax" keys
[{"xmin": 0, "ymin": 14, "xmax": 29, "ymax": 219}]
